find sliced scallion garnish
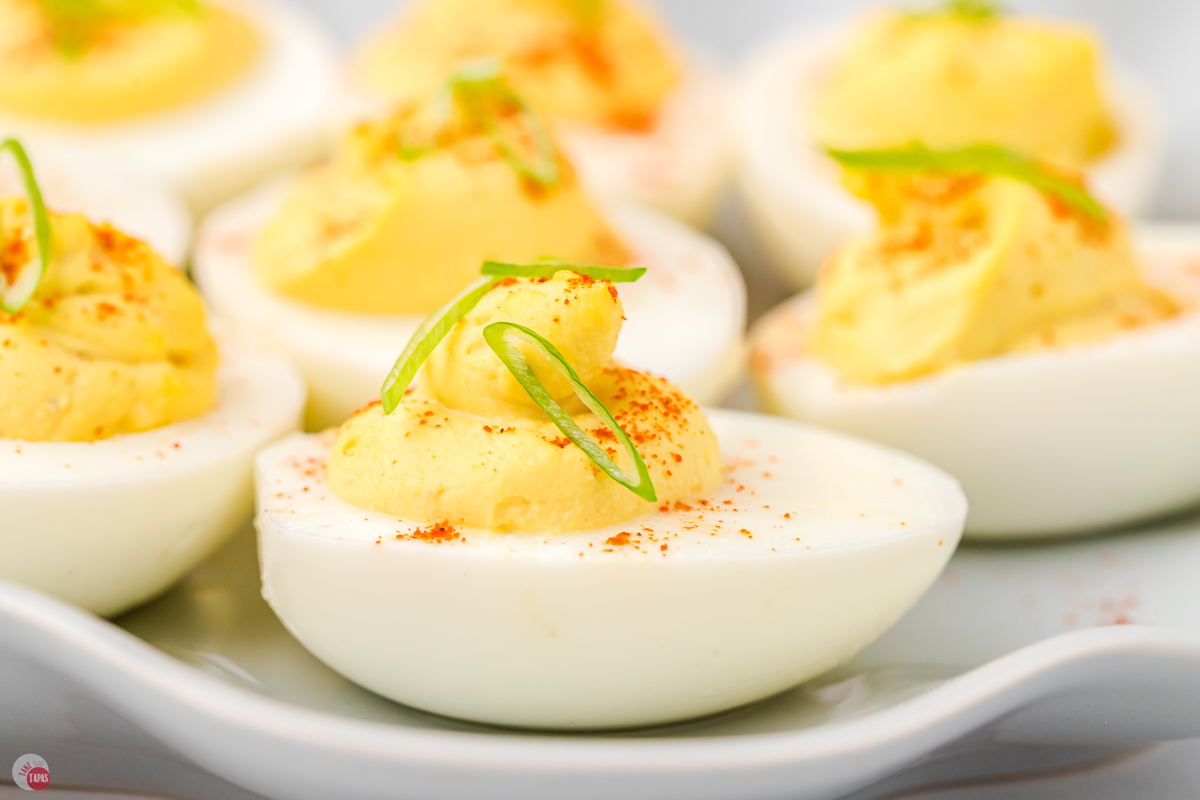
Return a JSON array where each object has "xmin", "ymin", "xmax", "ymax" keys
[
  {"xmin": 905, "ymin": 0, "xmax": 1002, "ymax": 23},
  {"xmin": 466, "ymin": 73, "xmax": 559, "ymax": 187},
  {"xmin": 483, "ymin": 321, "xmax": 656, "ymax": 502},
  {"xmin": 826, "ymin": 142, "xmax": 1107, "ymax": 223},
  {"xmin": 380, "ymin": 260, "xmax": 646, "ymax": 413},
  {"xmin": 0, "ymin": 139, "xmax": 52, "ymax": 315},
  {"xmin": 378, "ymin": 262, "xmax": 654, "ymax": 500},
  {"xmin": 398, "ymin": 78, "xmax": 455, "ymax": 162},
  {"xmin": 482, "ymin": 259, "xmax": 646, "ymax": 282},
  {"xmin": 941, "ymin": 0, "xmax": 1002, "ymax": 20},
  {"xmin": 399, "ymin": 59, "xmax": 560, "ymax": 188},
  {"xmin": 380, "ymin": 275, "xmax": 500, "ymax": 414}
]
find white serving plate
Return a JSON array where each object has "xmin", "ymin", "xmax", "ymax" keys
[{"xmin": 2, "ymin": 493, "xmax": 1200, "ymax": 797}]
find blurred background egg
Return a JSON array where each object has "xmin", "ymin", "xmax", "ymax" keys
[
  {"xmin": 342, "ymin": 0, "xmax": 732, "ymax": 228},
  {"xmin": 751, "ymin": 225, "xmax": 1200, "ymax": 538},
  {"xmin": 731, "ymin": 14, "xmax": 1163, "ymax": 289},
  {"xmin": 0, "ymin": 0, "xmax": 343, "ymax": 214}
]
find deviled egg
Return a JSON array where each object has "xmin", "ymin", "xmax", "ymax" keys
[
  {"xmin": 195, "ymin": 63, "xmax": 745, "ymax": 430},
  {"xmin": 0, "ymin": 0, "xmax": 340, "ymax": 212},
  {"xmin": 0, "ymin": 141, "xmax": 304, "ymax": 617},
  {"xmin": 751, "ymin": 144, "xmax": 1200, "ymax": 538},
  {"xmin": 734, "ymin": 1, "xmax": 1162, "ymax": 287},
  {"xmin": 349, "ymin": 0, "xmax": 730, "ymax": 227},
  {"xmin": 257, "ymin": 263, "xmax": 966, "ymax": 729}
]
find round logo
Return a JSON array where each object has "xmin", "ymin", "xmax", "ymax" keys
[{"xmin": 11, "ymin": 754, "xmax": 49, "ymax": 791}]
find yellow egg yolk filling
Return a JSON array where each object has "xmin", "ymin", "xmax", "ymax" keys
[
  {"xmin": 355, "ymin": 0, "xmax": 681, "ymax": 132},
  {"xmin": 0, "ymin": 0, "xmax": 259, "ymax": 124},
  {"xmin": 253, "ymin": 96, "xmax": 630, "ymax": 315},
  {"xmin": 812, "ymin": 10, "xmax": 1116, "ymax": 167},
  {"xmin": 328, "ymin": 271, "xmax": 724, "ymax": 533},
  {"xmin": 0, "ymin": 198, "xmax": 217, "ymax": 441},
  {"xmin": 809, "ymin": 172, "xmax": 1180, "ymax": 385}
]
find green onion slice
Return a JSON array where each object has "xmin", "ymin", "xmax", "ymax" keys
[
  {"xmin": 377, "ymin": 264, "xmax": 655, "ymax": 499},
  {"xmin": 380, "ymin": 276, "xmax": 500, "ymax": 414},
  {"xmin": 380, "ymin": 259, "xmax": 644, "ymax": 413},
  {"xmin": 481, "ymin": 259, "xmax": 646, "ymax": 283},
  {"xmin": 905, "ymin": 0, "xmax": 1002, "ymax": 22},
  {"xmin": 455, "ymin": 60, "xmax": 558, "ymax": 187},
  {"xmin": 826, "ymin": 142, "xmax": 1107, "ymax": 223},
  {"xmin": 483, "ymin": 321, "xmax": 656, "ymax": 502},
  {"xmin": 940, "ymin": 0, "xmax": 1002, "ymax": 20},
  {"xmin": 398, "ymin": 59, "xmax": 560, "ymax": 188},
  {"xmin": 0, "ymin": 139, "xmax": 52, "ymax": 315},
  {"xmin": 398, "ymin": 79, "xmax": 455, "ymax": 162}
]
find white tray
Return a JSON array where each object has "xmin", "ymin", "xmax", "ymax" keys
[{"xmin": 2, "ymin": 506, "xmax": 1200, "ymax": 799}]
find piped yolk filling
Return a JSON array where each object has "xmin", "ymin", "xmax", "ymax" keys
[
  {"xmin": 812, "ymin": 10, "xmax": 1116, "ymax": 167},
  {"xmin": 809, "ymin": 172, "xmax": 1180, "ymax": 385},
  {"xmin": 0, "ymin": 0, "xmax": 260, "ymax": 123},
  {"xmin": 355, "ymin": 0, "xmax": 681, "ymax": 132},
  {"xmin": 0, "ymin": 198, "xmax": 217, "ymax": 441},
  {"xmin": 328, "ymin": 271, "xmax": 724, "ymax": 533},
  {"xmin": 253, "ymin": 98, "xmax": 629, "ymax": 314}
]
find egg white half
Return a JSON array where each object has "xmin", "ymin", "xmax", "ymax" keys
[
  {"xmin": 0, "ymin": 0, "xmax": 342, "ymax": 214},
  {"xmin": 732, "ymin": 24, "xmax": 1164, "ymax": 289},
  {"xmin": 193, "ymin": 180, "xmax": 747, "ymax": 430},
  {"xmin": 0, "ymin": 146, "xmax": 192, "ymax": 267},
  {"xmin": 0, "ymin": 326, "xmax": 306, "ymax": 617},
  {"xmin": 750, "ymin": 225, "xmax": 1200, "ymax": 539},
  {"xmin": 256, "ymin": 409, "xmax": 965, "ymax": 729}
]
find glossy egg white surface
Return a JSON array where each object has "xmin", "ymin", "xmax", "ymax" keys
[
  {"xmin": 256, "ymin": 410, "xmax": 966, "ymax": 730},
  {"xmin": 0, "ymin": 328, "xmax": 306, "ymax": 618},
  {"xmin": 194, "ymin": 180, "xmax": 747, "ymax": 430},
  {"xmin": 1, "ymin": 146, "xmax": 192, "ymax": 267},
  {"xmin": 751, "ymin": 225, "xmax": 1200, "ymax": 539},
  {"xmin": 732, "ymin": 25, "xmax": 1164, "ymax": 289},
  {"xmin": 0, "ymin": 0, "xmax": 341, "ymax": 214}
]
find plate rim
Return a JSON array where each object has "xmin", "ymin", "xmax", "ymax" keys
[{"xmin": 3, "ymin": 578, "xmax": 1200, "ymax": 772}]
